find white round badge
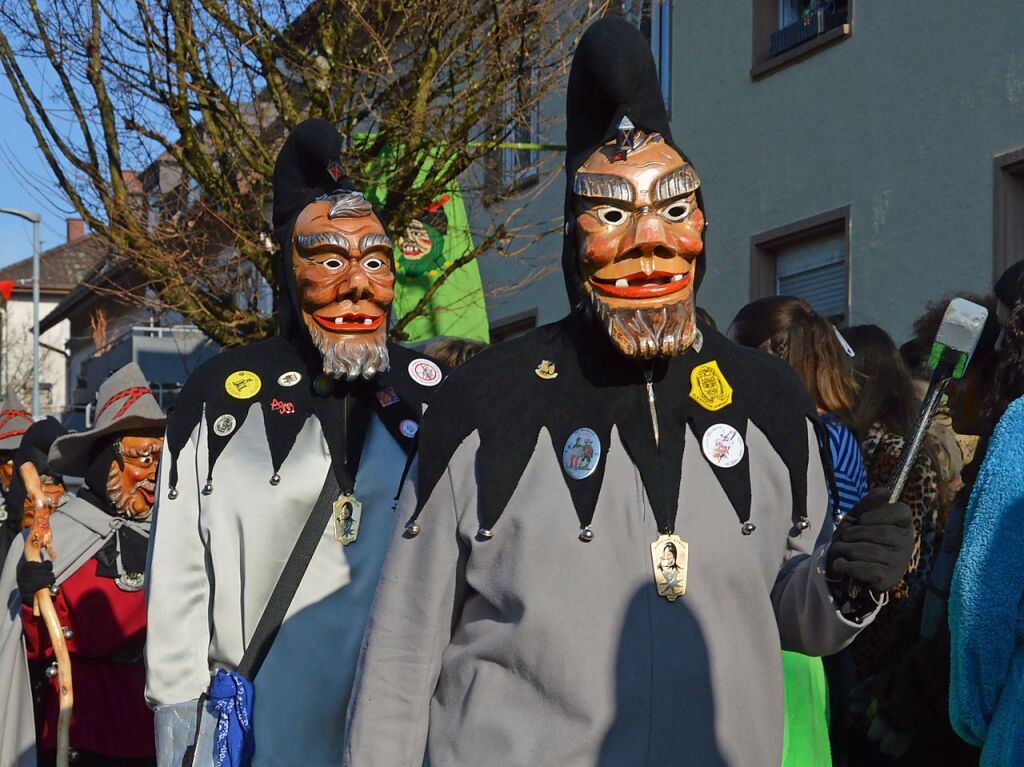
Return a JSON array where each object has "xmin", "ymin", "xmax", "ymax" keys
[
  {"xmin": 399, "ymin": 419, "xmax": 419, "ymax": 438},
  {"xmin": 408, "ymin": 358, "xmax": 442, "ymax": 387},
  {"xmin": 562, "ymin": 427, "xmax": 601, "ymax": 480},
  {"xmin": 213, "ymin": 414, "xmax": 237, "ymax": 437},
  {"xmin": 702, "ymin": 423, "xmax": 745, "ymax": 468},
  {"xmin": 278, "ymin": 371, "xmax": 302, "ymax": 387}
]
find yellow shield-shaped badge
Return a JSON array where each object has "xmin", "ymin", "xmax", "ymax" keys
[{"xmin": 689, "ymin": 361, "xmax": 733, "ymax": 412}]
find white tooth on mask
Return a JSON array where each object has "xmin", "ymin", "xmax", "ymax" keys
[
  {"xmin": 671, "ymin": 274, "xmax": 684, "ymax": 282},
  {"xmin": 615, "ymin": 278, "xmax": 629, "ymax": 288},
  {"xmin": 364, "ymin": 318, "xmax": 373, "ymax": 325},
  {"xmin": 335, "ymin": 318, "xmax": 345, "ymax": 325}
]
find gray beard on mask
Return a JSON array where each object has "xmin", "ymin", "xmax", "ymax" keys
[
  {"xmin": 589, "ymin": 291, "xmax": 697, "ymax": 358},
  {"xmin": 307, "ymin": 321, "xmax": 390, "ymax": 381},
  {"xmin": 106, "ymin": 462, "xmax": 156, "ymax": 517}
]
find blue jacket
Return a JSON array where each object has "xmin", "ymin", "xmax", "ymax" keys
[{"xmin": 950, "ymin": 396, "xmax": 1024, "ymax": 765}]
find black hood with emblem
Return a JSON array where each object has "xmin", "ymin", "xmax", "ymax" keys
[
  {"xmin": 562, "ymin": 16, "xmax": 707, "ymax": 312},
  {"xmin": 163, "ymin": 120, "xmax": 445, "ymax": 496},
  {"xmin": 407, "ymin": 19, "xmax": 831, "ymax": 540}
]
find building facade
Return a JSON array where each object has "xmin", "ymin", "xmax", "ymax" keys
[
  {"xmin": 473, "ymin": 1, "xmax": 1024, "ymax": 341},
  {"xmin": 0, "ymin": 220, "xmax": 106, "ymax": 416}
]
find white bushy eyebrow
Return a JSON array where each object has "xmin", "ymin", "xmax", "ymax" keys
[{"xmin": 572, "ymin": 173, "xmax": 635, "ymax": 203}]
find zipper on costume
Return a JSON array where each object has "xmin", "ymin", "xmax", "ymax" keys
[{"xmin": 643, "ymin": 367, "xmax": 660, "ymax": 449}]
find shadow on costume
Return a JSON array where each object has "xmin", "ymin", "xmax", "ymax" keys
[{"xmin": 597, "ymin": 586, "xmax": 729, "ymax": 766}]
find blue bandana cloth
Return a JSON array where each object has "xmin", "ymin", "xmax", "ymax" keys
[{"xmin": 209, "ymin": 669, "xmax": 255, "ymax": 767}]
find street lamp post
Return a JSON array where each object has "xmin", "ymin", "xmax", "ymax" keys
[{"xmin": 0, "ymin": 207, "xmax": 42, "ymax": 418}]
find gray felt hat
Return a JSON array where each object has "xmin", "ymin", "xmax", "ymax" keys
[
  {"xmin": 0, "ymin": 390, "xmax": 34, "ymax": 452},
  {"xmin": 49, "ymin": 362, "xmax": 166, "ymax": 475}
]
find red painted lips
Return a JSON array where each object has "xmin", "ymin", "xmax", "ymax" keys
[
  {"xmin": 312, "ymin": 313, "xmax": 385, "ymax": 332},
  {"xmin": 589, "ymin": 271, "xmax": 691, "ymax": 299}
]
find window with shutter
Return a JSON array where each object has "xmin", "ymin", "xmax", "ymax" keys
[
  {"xmin": 775, "ymin": 233, "xmax": 847, "ymax": 321},
  {"xmin": 749, "ymin": 206, "xmax": 850, "ymax": 323}
]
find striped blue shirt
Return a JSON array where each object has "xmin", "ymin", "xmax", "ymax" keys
[{"xmin": 820, "ymin": 412, "xmax": 869, "ymax": 517}]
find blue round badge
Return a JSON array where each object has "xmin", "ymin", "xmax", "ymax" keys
[{"xmin": 562, "ymin": 428, "xmax": 601, "ymax": 480}]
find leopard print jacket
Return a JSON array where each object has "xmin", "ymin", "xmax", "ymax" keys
[{"xmin": 861, "ymin": 422, "xmax": 940, "ymax": 601}]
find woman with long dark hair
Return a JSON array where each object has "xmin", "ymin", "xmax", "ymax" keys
[
  {"xmin": 729, "ymin": 296, "xmax": 867, "ymax": 515},
  {"xmin": 729, "ymin": 296, "xmax": 867, "ymax": 767},
  {"xmin": 844, "ymin": 325, "xmax": 940, "ymax": 607},
  {"xmin": 842, "ymin": 326, "xmax": 951, "ymax": 765},
  {"xmin": 950, "ymin": 264, "xmax": 1024, "ymax": 764}
]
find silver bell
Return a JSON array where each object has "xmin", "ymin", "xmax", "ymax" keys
[
  {"xmin": 201, "ymin": 481, "xmax": 213, "ymax": 496},
  {"xmin": 45, "ymin": 662, "xmax": 58, "ymax": 678},
  {"xmin": 269, "ymin": 473, "xmax": 281, "ymax": 486},
  {"xmin": 48, "ymin": 584, "xmax": 59, "ymax": 596},
  {"xmin": 168, "ymin": 487, "xmax": 179, "ymax": 500},
  {"xmin": 404, "ymin": 521, "xmax": 421, "ymax": 537},
  {"xmin": 797, "ymin": 517, "xmax": 810, "ymax": 531},
  {"xmin": 578, "ymin": 526, "xmax": 595, "ymax": 542},
  {"xmin": 477, "ymin": 527, "xmax": 494, "ymax": 540},
  {"xmin": 741, "ymin": 522, "xmax": 757, "ymax": 535},
  {"xmin": 62, "ymin": 627, "xmax": 74, "ymax": 640}
]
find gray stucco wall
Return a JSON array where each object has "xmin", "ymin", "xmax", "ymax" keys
[
  {"xmin": 469, "ymin": 145, "xmax": 569, "ymax": 333},
  {"xmin": 674, "ymin": 1, "xmax": 1024, "ymax": 339}
]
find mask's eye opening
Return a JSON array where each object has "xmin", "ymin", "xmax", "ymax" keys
[
  {"xmin": 321, "ymin": 258, "xmax": 345, "ymax": 271},
  {"xmin": 596, "ymin": 207, "xmax": 627, "ymax": 226},
  {"xmin": 362, "ymin": 256, "xmax": 386, "ymax": 272},
  {"xmin": 661, "ymin": 201, "xmax": 693, "ymax": 223}
]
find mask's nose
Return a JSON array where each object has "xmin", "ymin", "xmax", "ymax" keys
[{"xmin": 341, "ymin": 265, "xmax": 371, "ymax": 301}]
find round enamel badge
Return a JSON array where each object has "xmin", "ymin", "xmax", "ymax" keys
[
  {"xmin": 408, "ymin": 358, "xmax": 442, "ymax": 387},
  {"xmin": 278, "ymin": 371, "xmax": 302, "ymax": 387},
  {"xmin": 562, "ymin": 428, "xmax": 601, "ymax": 480},
  {"xmin": 213, "ymin": 414, "xmax": 237, "ymax": 437},
  {"xmin": 399, "ymin": 419, "xmax": 419, "ymax": 438},
  {"xmin": 225, "ymin": 370, "xmax": 261, "ymax": 399},
  {"xmin": 701, "ymin": 423, "xmax": 745, "ymax": 468}
]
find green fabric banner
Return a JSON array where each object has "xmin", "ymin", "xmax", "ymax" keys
[{"xmin": 362, "ymin": 144, "xmax": 490, "ymax": 344}]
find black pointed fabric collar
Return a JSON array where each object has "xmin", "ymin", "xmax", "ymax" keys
[
  {"xmin": 164, "ymin": 336, "xmax": 445, "ymax": 496},
  {"xmin": 411, "ymin": 316, "xmax": 824, "ymax": 536}
]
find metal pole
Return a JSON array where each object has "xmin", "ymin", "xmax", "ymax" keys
[
  {"xmin": 32, "ymin": 217, "xmax": 40, "ymax": 418},
  {"xmin": 0, "ymin": 207, "xmax": 43, "ymax": 418}
]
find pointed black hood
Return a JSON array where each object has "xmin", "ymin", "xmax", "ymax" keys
[
  {"xmin": 271, "ymin": 118, "xmax": 357, "ymax": 349},
  {"xmin": 561, "ymin": 17, "xmax": 707, "ymax": 311}
]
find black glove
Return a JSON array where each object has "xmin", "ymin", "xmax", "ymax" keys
[
  {"xmin": 827, "ymin": 489, "xmax": 914, "ymax": 594},
  {"xmin": 16, "ymin": 557, "xmax": 54, "ymax": 607}
]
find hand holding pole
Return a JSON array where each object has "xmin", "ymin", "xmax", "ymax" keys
[{"xmin": 20, "ymin": 461, "xmax": 73, "ymax": 767}]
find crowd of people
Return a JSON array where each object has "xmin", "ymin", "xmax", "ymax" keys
[
  {"xmin": 0, "ymin": 15, "xmax": 1022, "ymax": 767},
  {"xmin": 712, "ymin": 258, "xmax": 1023, "ymax": 767}
]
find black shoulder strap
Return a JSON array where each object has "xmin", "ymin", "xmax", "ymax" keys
[{"xmin": 236, "ymin": 464, "xmax": 340, "ymax": 680}]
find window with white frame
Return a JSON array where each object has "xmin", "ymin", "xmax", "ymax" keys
[
  {"xmin": 625, "ymin": 1, "xmax": 672, "ymax": 109},
  {"xmin": 501, "ymin": 67, "xmax": 540, "ymax": 188}
]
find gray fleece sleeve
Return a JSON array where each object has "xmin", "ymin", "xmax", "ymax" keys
[
  {"xmin": 145, "ymin": 422, "xmax": 213, "ymax": 762},
  {"xmin": 771, "ymin": 420, "xmax": 879, "ymax": 656},
  {"xmin": 343, "ymin": 457, "xmax": 467, "ymax": 767}
]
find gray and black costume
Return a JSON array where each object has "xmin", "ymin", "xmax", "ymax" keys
[
  {"xmin": 144, "ymin": 121, "xmax": 445, "ymax": 766},
  {"xmin": 344, "ymin": 19, "xmax": 880, "ymax": 767}
]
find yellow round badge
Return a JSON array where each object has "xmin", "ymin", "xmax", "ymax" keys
[{"xmin": 225, "ymin": 370, "xmax": 262, "ymax": 399}]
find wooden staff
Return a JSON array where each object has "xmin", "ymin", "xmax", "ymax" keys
[{"xmin": 20, "ymin": 462, "xmax": 73, "ymax": 767}]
